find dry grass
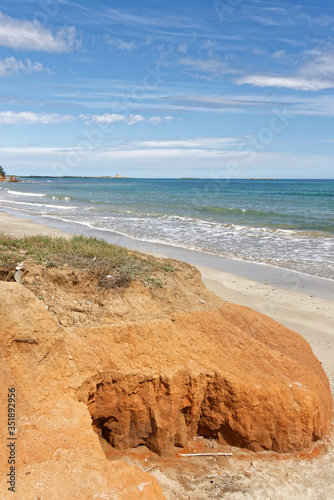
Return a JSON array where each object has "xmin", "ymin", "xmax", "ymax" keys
[{"xmin": 0, "ymin": 234, "xmax": 175, "ymax": 288}]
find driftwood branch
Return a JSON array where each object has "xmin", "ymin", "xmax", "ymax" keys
[
  {"xmin": 13, "ymin": 339, "xmax": 38, "ymax": 345},
  {"xmin": 178, "ymin": 452, "xmax": 233, "ymax": 457}
]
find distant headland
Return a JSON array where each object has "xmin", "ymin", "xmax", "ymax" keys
[{"xmin": 98, "ymin": 174, "xmax": 132, "ymax": 179}]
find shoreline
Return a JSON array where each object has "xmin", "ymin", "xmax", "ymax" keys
[
  {"xmin": 1, "ymin": 208, "xmax": 333, "ymax": 376},
  {"xmin": 1, "ymin": 206, "xmax": 333, "ymax": 301},
  {"xmin": 0, "ymin": 210, "xmax": 71, "ymax": 238},
  {"xmin": 1, "ymin": 207, "xmax": 334, "ymax": 500}
]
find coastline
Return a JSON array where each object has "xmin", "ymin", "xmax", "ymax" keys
[
  {"xmin": 1, "ymin": 206, "xmax": 333, "ymax": 300},
  {"xmin": 1, "ymin": 208, "xmax": 334, "ymax": 500},
  {"xmin": 1, "ymin": 208, "xmax": 333, "ymax": 376}
]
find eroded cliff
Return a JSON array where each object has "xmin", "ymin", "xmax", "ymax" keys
[{"xmin": 0, "ymin": 254, "xmax": 332, "ymax": 499}]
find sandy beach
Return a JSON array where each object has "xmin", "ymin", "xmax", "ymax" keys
[
  {"xmin": 1, "ymin": 209, "xmax": 333, "ymax": 499},
  {"xmin": 0, "ymin": 211, "xmax": 71, "ymax": 238}
]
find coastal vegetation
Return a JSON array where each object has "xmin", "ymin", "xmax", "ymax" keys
[
  {"xmin": 0, "ymin": 165, "xmax": 6, "ymax": 178},
  {"xmin": 0, "ymin": 234, "xmax": 174, "ymax": 289}
]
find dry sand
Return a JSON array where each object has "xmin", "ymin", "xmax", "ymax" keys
[
  {"xmin": 0, "ymin": 211, "xmax": 71, "ymax": 238},
  {"xmin": 1, "ymin": 210, "xmax": 333, "ymax": 499},
  {"xmin": 199, "ymin": 266, "xmax": 334, "ymax": 377}
]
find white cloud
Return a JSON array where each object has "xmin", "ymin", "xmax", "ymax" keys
[
  {"xmin": 105, "ymin": 9, "xmax": 203, "ymax": 30},
  {"xmin": 237, "ymin": 46, "xmax": 334, "ymax": 91},
  {"xmin": 89, "ymin": 113, "xmax": 171, "ymax": 126},
  {"xmin": 0, "ymin": 56, "xmax": 50, "ymax": 77},
  {"xmin": 178, "ymin": 43, "xmax": 187, "ymax": 54},
  {"xmin": 90, "ymin": 113, "xmax": 126, "ymax": 124},
  {"xmin": 0, "ymin": 111, "xmax": 74, "ymax": 124},
  {"xmin": 99, "ymin": 149, "xmax": 232, "ymax": 160},
  {"xmin": 301, "ymin": 50, "xmax": 334, "ymax": 81},
  {"xmin": 104, "ymin": 35, "xmax": 137, "ymax": 51},
  {"xmin": 88, "ymin": 113, "xmax": 144, "ymax": 125},
  {"xmin": 134, "ymin": 137, "xmax": 242, "ymax": 149},
  {"xmin": 148, "ymin": 116, "xmax": 174, "ymax": 125},
  {"xmin": 118, "ymin": 40, "xmax": 136, "ymax": 50},
  {"xmin": 203, "ymin": 40, "xmax": 216, "ymax": 50},
  {"xmin": 272, "ymin": 50, "xmax": 286, "ymax": 59},
  {"xmin": 235, "ymin": 75, "xmax": 334, "ymax": 91},
  {"xmin": 292, "ymin": 95, "xmax": 334, "ymax": 116},
  {"xmin": 148, "ymin": 116, "xmax": 162, "ymax": 125},
  {"xmin": 127, "ymin": 114, "xmax": 144, "ymax": 125},
  {"xmin": 0, "ymin": 12, "xmax": 80, "ymax": 52}
]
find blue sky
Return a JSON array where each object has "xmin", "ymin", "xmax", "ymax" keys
[{"xmin": 0, "ymin": 0, "xmax": 334, "ymax": 178}]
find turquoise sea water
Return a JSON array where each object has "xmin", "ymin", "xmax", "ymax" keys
[{"xmin": 0, "ymin": 178, "xmax": 333, "ymax": 280}]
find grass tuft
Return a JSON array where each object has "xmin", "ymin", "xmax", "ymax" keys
[{"xmin": 0, "ymin": 234, "xmax": 175, "ymax": 288}]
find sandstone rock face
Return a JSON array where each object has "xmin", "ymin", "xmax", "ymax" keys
[
  {"xmin": 76, "ymin": 308, "xmax": 332, "ymax": 457},
  {"xmin": 0, "ymin": 271, "xmax": 332, "ymax": 497},
  {"xmin": 0, "ymin": 283, "xmax": 165, "ymax": 499}
]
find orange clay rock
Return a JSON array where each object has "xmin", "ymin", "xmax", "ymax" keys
[
  {"xmin": 0, "ymin": 273, "xmax": 332, "ymax": 496},
  {"xmin": 75, "ymin": 308, "xmax": 332, "ymax": 457},
  {"xmin": 0, "ymin": 283, "xmax": 165, "ymax": 500}
]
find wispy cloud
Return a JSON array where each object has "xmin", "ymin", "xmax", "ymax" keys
[
  {"xmin": 3, "ymin": 145, "xmax": 334, "ymax": 178},
  {"xmin": 0, "ymin": 11, "xmax": 81, "ymax": 52},
  {"xmin": 133, "ymin": 137, "xmax": 242, "ymax": 149},
  {"xmin": 242, "ymin": 4, "xmax": 334, "ymax": 29},
  {"xmin": 34, "ymin": 78, "xmax": 331, "ymax": 115},
  {"xmin": 148, "ymin": 116, "xmax": 162, "ymax": 125},
  {"xmin": 104, "ymin": 8, "xmax": 204, "ymax": 30},
  {"xmin": 0, "ymin": 56, "xmax": 50, "ymax": 77},
  {"xmin": 0, "ymin": 111, "xmax": 176, "ymax": 126},
  {"xmin": 177, "ymin": 56, "xmax": 238, "ymax": 80},
  {"xmin": 236, "ymin": 75, "xmax": 334, "ymax": 91},
  {"xmin": 237, "ymin": 45, "xmax": 334, "ymax": 91},
  {"xmin": 0, "ymin": 111, "xmax": 74, "ymax": 124},
  {"xmin": 104, "ymin": 36, "xmax": 137, "ymax": 51},
  {"xmin": 87, "ymin": 113, "xmax": 145, "ymax": 126},
  {"xmin": 83, "ymin": 113, "xmax": 173, "ymax": 125},
  {"xmin": 127, "ymin": 114, "xmax": 145, "ymax": 125},
  {"xmin": 87, "ymin": 113, "xmax": 126, "ymax": 124},
  {"xmin": 289, "ymin": 95, "xmax": 334, "ymax": 116},
  {"xmin": 277, "ymin": 38, "xmax": 307, "ymax": 48},
  {"xmin": 272, "ymin": 50, "xmax": 286, "ymax": 60},
  {"xmin": 176, "ymin": 94, "xmax": 283, "ymax": 108},
  {"xmin": 148, "ymin": 116, "xmax": 174, "ymax": 125}
]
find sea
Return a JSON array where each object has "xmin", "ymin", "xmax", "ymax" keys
[{"xmin": 0, "ymin": 178, "xmax": 333, "ymax": 281}]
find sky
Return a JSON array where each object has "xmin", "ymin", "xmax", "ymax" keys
[{"xmin": 0, "ymin": 0, "xmax": 334, "ymax": 178}]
